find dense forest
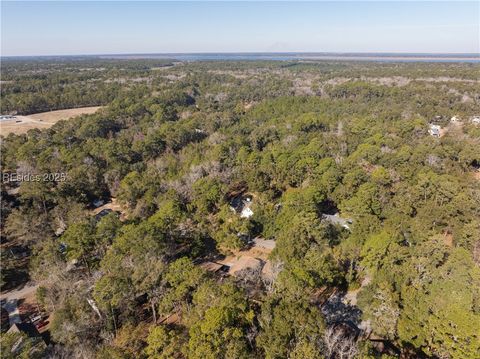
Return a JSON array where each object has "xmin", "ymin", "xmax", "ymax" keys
[{"xmin": 1, "ymin": 58, "xmax": 480, "ymax": 359}]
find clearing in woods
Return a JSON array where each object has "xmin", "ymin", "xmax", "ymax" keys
[{"xmin": 0, "ymin": 106, "xmax": 102, "ymax": 136}]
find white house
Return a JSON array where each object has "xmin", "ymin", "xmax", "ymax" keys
[
  {"xmin": 428, "ymin": 124, "xmax": 441, "ymax": 137},
  {"xmin": 322, "ymin": 213, "xmax": 352, "ymax": 230},
  {"xmin": 240, "ymin": 206, "xmax": 254, "ymax": 218},
  {"xmin": 230, "ymin": 194, "xmax": 254, "ymax": 219}
]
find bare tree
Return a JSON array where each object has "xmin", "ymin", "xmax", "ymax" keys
[
  {"xmin": 261, "ymin": 260, "xmax": 284, "ymax": 293},
  {"xmin": 323, "ymin": 326, "xmax": 359, "ymax": 359},
  {"xmin": 235, "ymin": 266, "xmax": 263, "ymax": 294}
]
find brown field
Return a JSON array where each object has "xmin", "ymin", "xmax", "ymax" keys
[{"xmin": 0, "ymin": 106, "xmax": 102, "ymax": 136}]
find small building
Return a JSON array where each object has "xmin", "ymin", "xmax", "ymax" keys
[
  {"xmin": 471, "ymin": 116, "xmax": 480, "ymax": 125},
  {"xmin": 94, "ymin": 208, "xmax": 113, "ymax": 221},
  {"xmin": 240, "ymin": 206, "xmax": 254, "ymax": 218},
  {"xmin": 230, "ymin": 194, "xmax": 254, "ymax": 219},
  {"xmin": 322, "ymin": 213, "xmax": 352, "ymax": 230},
  {"xmin": 92, "ymin": 199, "xmax": 105, "ymax": 208},
  {"xmin": 428, "ymin": 124, "xmax": 441, "ymax": 137},
  {"xmin": 450, "ymin": 116, "xmax": 461, "ymax": 123},
  {"xmin": 199, "ymin": 261, "xmax": 229, "ymax": 273}
]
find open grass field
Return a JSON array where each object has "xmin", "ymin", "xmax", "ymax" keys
[{"xmin": 0, "ymin": 106, "xmax": 102, "ymax": 136}]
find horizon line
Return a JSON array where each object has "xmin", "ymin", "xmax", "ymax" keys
[{"xmin": 2, "ymin": 51, "xmax": 480, "ymax": 59}]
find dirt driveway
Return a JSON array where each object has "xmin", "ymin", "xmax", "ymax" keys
[{"xmin": 1, "ymin": 283, "xmax": 38, "ymax": 326}]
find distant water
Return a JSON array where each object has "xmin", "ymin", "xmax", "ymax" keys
[
  {"xmin": 3, "ymin": 52, "xmax": 479, "ymax": 63},
  {"xmin": 98, "ymin": 52, "xmax": 480, "ymax": 63}
]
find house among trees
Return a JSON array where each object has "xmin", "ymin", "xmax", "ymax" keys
[
  {"xmin": 322, "ymin": 213, "xmax": 352, "ymax": 230},
  {"xmin": 240, "ymin": 205, "xmax": 253, "ymax": 219},
  {"xmin": 428, "ymin": 124, "xmax": 441, "ymax": 137},
  {"xmin": 92, "ymin": 199, "xmax": 105, "ymax": 208},
  {"xmin": 229, "ymin": 193, "xmax": 254, "ymax": 218},
  {"xmin": 199, "ymin": 261, "xmax": 229, "ymax": 273},
  {"xmin": 94, "ymin": 208, "xmax": 115, "ymax": 222}
]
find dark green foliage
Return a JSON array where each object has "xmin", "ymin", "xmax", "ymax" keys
[{"xmin": 1, "ymin": 59, "xmax": 479, "ymax": 358}]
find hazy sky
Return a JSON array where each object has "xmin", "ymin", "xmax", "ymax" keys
[{"xmin": 1, "ymin": 1, "xmax": 479, "ymax": 56}]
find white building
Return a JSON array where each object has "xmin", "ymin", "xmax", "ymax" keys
[
  {"xmin": 322, "ymin": 213, "xmax": 352, "ymax": 230},
  {"xmin": 230, "ymin": 194, "xmax": 254, "ymax": 219},
  {"xmin": 428, "ymin": 124, "xmax": 441, "ymax": 137},
  {"xmin": 240, "ymin": 206, "xmax": 254, "ymax": 218}
]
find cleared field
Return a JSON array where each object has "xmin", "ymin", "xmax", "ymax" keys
[{"xmin": 0, "ymin": 106, "xmax": 102, "ymax": 136}]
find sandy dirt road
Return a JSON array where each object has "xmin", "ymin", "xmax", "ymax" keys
[
  {"xmin": 1, "ymin": 283, "xmax": 39, "ymax": 326},
  {"xmin": 0, "ymin": 283, "xmax": 39, "ymax": 302}
]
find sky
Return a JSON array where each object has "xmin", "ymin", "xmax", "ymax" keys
[{"xmin": 1, "ymin": 1, "xmax": 479, "ymax": 56}]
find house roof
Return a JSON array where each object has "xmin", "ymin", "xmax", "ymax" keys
[
  {"xmin": 199, "ymin": 261, "xmax": 225, "ymax": 272},
  {"xmin": 230, "ymin": 194, "xmax": 254, "ymax": 218},
  {"xmin": 322, "ymin": 214, "xmax": 352, "ymax": 229},
  {"xmin": 240, "ymin": 206, "xmax": 254, "ymax": 218}
]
